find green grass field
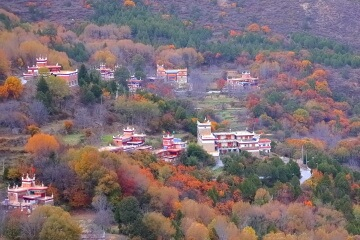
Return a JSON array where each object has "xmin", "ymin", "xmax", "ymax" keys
[
  {"xmin": 61, "ymin": 134, "xmax": 83, "ymax": 146},
  {"xmin": 101, "ymin": 134, "xmax": 114, "ymax": 145}
]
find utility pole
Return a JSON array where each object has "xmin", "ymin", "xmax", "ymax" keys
[{"xmin": 301, "ymin": 145, "xmax": 304, "ymax": 165}]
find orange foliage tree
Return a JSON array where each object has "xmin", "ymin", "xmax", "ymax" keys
[
  {"xmin": 247, "ymin": 23, "xmax": 261, "ymax": 32},
  {"xmin": 261, "ymin": 25, "xmax": 271, "ymax": 34},
  {"xmin": 229, "ymin": 30, "xmax": 242, "ymax": 37},
  {"xmin": 26, "ymin": 124, "xmax": 40, "ymax": 136},
  {"xmin": 3, "ymin": 76, "xmax": 23, "ymax": 99},
  {"xmin": 25, "ymin": 133, "xmax": 60, "ymax": 157},
  {"xmin": 0, "ymin": 85, "xmax": 8, "ymax": 100},
  {"xmin": 124, "ymin": 0, "xmax": 136, "ymax": 7},
  {"xmin": 63, "ymin": 120, "xmax": 73, "ymax": 134}
]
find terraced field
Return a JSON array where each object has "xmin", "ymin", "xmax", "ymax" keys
[{"xmin": 195, "ymin": 94, "xmax": 249, "ymax": 130}]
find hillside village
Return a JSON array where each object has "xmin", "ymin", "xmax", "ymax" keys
[{"xmin": 1, "ymin": 1, "xmax": 360, "ymax": 239}]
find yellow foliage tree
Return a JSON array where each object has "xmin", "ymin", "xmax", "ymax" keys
[
  {"xmin": 263, "ymin": 232, "xmax": 297, "ymax": 240},
  {"xmin": 33, "ymin": 205, "xmax": 82, "ymax": 240},
  {"xmin": 293, "ymin": 108, "xmax": 310, "ymax": 124},
  {"xmin": 238, "ymin": 226, "xmax": 258, "ymax": 240},
  {"xmin": 19, "ymin": 40, "xmax": 48, "ymax": 65},
  {"xmin": 4, "ymin": 76, "xmax": 23, "ymax": 99},
  {"xmin": 95, "ymin": 170, "xmax": 121, "ymax": 200},
  {"xmin": 91, "ymin": 50, "xmax": 117, "ymax": 67},
  {"xmin": 69, "ymin": 147, "xmax": 103, "ymax": 181},
  {"xmin": 254, "ymin": 188, "xmax": 271, "ymax": 205},
  {"xmin": 185, "ymin": 222, "xmax": 209, "ymax": 240},
  {"xmin": 143, "ymin": 212, "xmax": 176, "ymax": 239},
  {"xmin": 315, "ymin": 81, "xmax": 332, "ymax": 96},
  {"xmin": 300, "ymin": 60, "xmax": 312, "ymax": 71},
  {"xmin": 48, "ymin": 50, "xmax": 71, "ymax": 70}
]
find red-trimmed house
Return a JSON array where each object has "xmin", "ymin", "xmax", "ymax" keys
[
  {"xmin": 23, "ymin": 57, "xmax": 78, "ymax": 87},
  {"xmin": 2, "ymin": 173, "xmax": 53, "ymax": 210}
]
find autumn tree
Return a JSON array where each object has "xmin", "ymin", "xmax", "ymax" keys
[
  {"xmin": 67, "ymin": 147, "xmax": 111, "ymax": 204},
  {"xmin": 181, "ymin": 199, "xmax": 216, "ymax": 225},
  {"xmin": 115, "ymin": 96, "xmax": 160, "ymax": 129},
  {"xmin": 0, "ymin": 49, "xmax": 10, "ymax": 81},
  {"xmin": 26, "ymin": 124, "xmax": 40, "ymax": 136},
  {"xmin": 143, "ymin": 212, "xmax": 176, "ymax": 239},
  {"xmin": 124, "ymin": 0, "xmax": 136, "ymax": 7},
  {"xmin": 95, "ymin": 170, "xmax": 121, "ymax": 203},
  {"xmin": 238, "ymin": 226, "xmax": 258, "ymax": 240},
  {"xmin": 293, "ymin": 108, "xmax": 310, "ymax": 124},
  {"xmin": 21, "ymin": 206, "xmax": 47, "ymax": 240},
  {"xmin": 63, "ymin": 120, "xmax": 73, "ymax": 134},
  {"xmin": 4, "ymin": 76, "xmax": 23, "ymax": 99},
  {"xmin": 183, "ymin": 221, "xmax": 209, "ymax": 240},
  {"xmin": 0, "ymin": 85, "xmax": 8, "ymax": 100},
  {"xmin": 254, "ymin": 188, "xmax": 271, "ymax": 205},
  {"xmin": 19, "ymin": 40, "xmax": 48, "ymax": 65},
  {"xmin": 48, "ymin": 50, "xmax": 71, "ymax": 70},
  {"xmin": 210, "ymin": 216, "xmax": 240, "ymax": 240},
  {"xmin": 3, "ymin": 209, "xmax": 25, "ymax": 240},
  {"xmin": 148, "ymin": 186, "xmax": 179, "ymax": 217},
  {"xmin": 247, "ymin": 23, "xmax": 261, "ymax": 32},
  {"xmin": 91, "ymin": 49, "xmax": 117, "ymax": 67},
  {"xmin": 35, "ymin": 205, "xmax": 81, "ymax": 240},
  {"xmin": 261, "ymin": 25, "xmax": 271, "ymax": 34},
  {"xmin": 25, "ymin": 133, "xmax": 60, "ymax": 158},
  {"xmin": 285, "ymin": 202, "xmax": 314, "ymax": 234},
  {"xmin": 263, "ymin": 232, "xmax": 297, "ymax": 240}
]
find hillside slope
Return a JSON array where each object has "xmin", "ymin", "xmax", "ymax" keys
[
  {"xmin": 3, "ymin": 0, "xmax": 359, "ymax": 49},
  {"xmin": 150, "ymin": 0, "xmax": 360, "ymax": 48},
  {"xmin": 0, "ymin": 0, "xmax": 93, "ymax": 26}
]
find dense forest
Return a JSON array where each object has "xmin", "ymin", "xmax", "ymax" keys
[{"xmin": 1, "ymin": 0, "xmax": 360, "ymax": 239}]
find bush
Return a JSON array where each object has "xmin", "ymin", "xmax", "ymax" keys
[
  {"xmin": 64, "ymin": 120, "xmax": 74, "ymax": 134},
  {"xmin": 26, "ymin": 124, "xmax": 40, "ymax": 136}
]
